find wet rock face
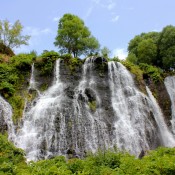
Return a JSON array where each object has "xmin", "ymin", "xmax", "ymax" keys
[
  {"xmin": 1, "ymin": 57, "xmax": 175, "ymax": 161},
  {"xmin": 0, "ymin": 108, "xmax": 8, "ymax": 133},
  {"xmin": 149, "ymin": 81, "xmax": 172, "ymax": 126}
]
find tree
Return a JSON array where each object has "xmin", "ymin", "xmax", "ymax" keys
[
  {"xmin": 137, "ymin": 39, "xmax": 157, "ymax": 65},
  {"xmin": 54, "ymin": 13, "xmax": 100, "ymax": 57},
  {"xmin": 101, "ymin": 46, "xmax": 111, "ymax": 58},
  {"xmin": 0, "ymin": 19, "xmax": 30, "ymax": 50},
  {"xmin": 158, "ymin": 25, "xmax": 175, "ymax": 69}
]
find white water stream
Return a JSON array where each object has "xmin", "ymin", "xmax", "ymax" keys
[
  {"xmin": 14, "ymin": 59, "xmax": 66, "ymax": 161},
  {"xmin": 146, "ymin": 86, "xmax": 175, "ymax": 147},
  {"xmin": 2, "ymin": 59, "xmax": 175, "ymax": 161},
  {"xmin": 164, "ymin": 76, "xmax": 175, "ymax": 134}
]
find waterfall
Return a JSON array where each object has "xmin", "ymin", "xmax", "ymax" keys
[
  {"xmin": 28, "ymin": 63, "xmax": 40, "ymax": 96},
  {"xmin": 108, "ymin": 61, "xmax": 161, "ymax": 156},
  {"xmin": 72, "ymin": 57, "xmax": 111, "ymax": 156},
  {"xmin": 3, "ymin": 58, "xmax": 175, "ymax": 161},
  {"xmin": 146, "ymin": 86, "xmax": 175, "ymax": 147},
  {"xmin": 14, "ymin": 59, "xmax": 66, "ymax": 161},
  {"xmin": 164, "ymin": 76, "xmax": 175, "ymax": 134},
  {"xmin": 0, "ymin": 96, "xmax": 15, "ymax": 141}
]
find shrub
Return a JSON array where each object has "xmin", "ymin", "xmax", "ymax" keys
[
  {"xmin": 35, "ymin": 50, "xmax": 60, "ymax": 75},
  {"xmin": 10, "ymin": 53, "xmax": 34, "ymax": 71},
  {"xmin": 139, "ymin": 63, "xmax": 163, "ymax": 83}
]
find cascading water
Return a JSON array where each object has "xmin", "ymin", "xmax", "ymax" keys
[
  {"xmin": 14, "ymin": 59, "xmax": 66, "ymax": 161},
  {"xmin": 72, "ymin": 57, "xmax": 111, "ymax": 156},
  {"xmin": 146, "ymin": 86, "xmax": 175, "ymax": 146},
  {"xmin": 0, "ymin": 96, "xmax": 15, "ymax": 140},
  {"xmin": 108, "ymin": 61, "xmax": 157, "ymax": 155},
  {"xmin": 4, "ymin": 58, "xmax": 175, "ymax": 161},
  {"xmin": 108, "ymin": 61, "xmax": 175, "ymax": 156},
  {"xmin": 164, "ymin": 76, "xmax": 175, "ymax": 134}
]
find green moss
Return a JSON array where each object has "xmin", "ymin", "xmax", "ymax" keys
[
  {"xmin": 88, "ymin": 100, "xmax": 96, "ymax": 112},
  {"xmin": 8, "ymin": 95, "xmax": 25, "ymax": 124},
  {"xmin": 39, "ymin": 83, "xmax": 49, "ymax": 92}
]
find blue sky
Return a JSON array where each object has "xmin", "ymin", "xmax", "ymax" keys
[{"xmin": 1, "ymin": 0, "xmax": 175, "ymax": 59}]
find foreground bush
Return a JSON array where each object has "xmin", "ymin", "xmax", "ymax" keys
[{"xmin": 1, "ymin": 133, "xmax": 175, "ymax": 175}]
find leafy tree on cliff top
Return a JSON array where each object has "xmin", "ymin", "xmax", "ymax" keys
[
  {"xmin": 54, "ymin": 13, "xmax": 100, "ymax": 57},
  {"xmin": 0, "ymin": 19, "xmax": 30, "ymax": 51}
]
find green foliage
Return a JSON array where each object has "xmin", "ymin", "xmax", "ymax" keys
[
  {"xmin": 1, "ymin": 137, "xmax": 175, "ymax": 175},
  {"xmin": 139, "ymin": 63, "xmax": 163, "ymax": 82},
  {"xmin": 0, "ymin": 43, "xmax": 15, "ymax": 56},
  {"xmin": 127, "ymin": 26, "xmax": 175, "ymax": 70},
  {"xmin": 121, "ymin": 60, "xmax": 143, "ymax": 83},
  {"xmin": 0, "ymin": 133, "xmax": 29, "ymax": 175},
  {"xmin": 54, "ymin": 13, "xmax": 100, "ymax": 57},
  {"xmin": 0, "ymin": 81, "xmax": 15, "ymax": 97},
  {"xmin": 0, "ymin": 53, "xmax": 34, "ymax": 123},
  {"xmin": 35, "ymin": 50, "xmax": 60, "ymax": 75},
  {"xmin": 10, "ymin": 53, "xmax": 34, "ymax": 71},
  {"xmin": 108, "ymin": 56, "xmax": 120, "ymax": 62},
  {"xmin": 0, "ymin": 63, "xmax": 17, "ymax": 97},
  {"xmin": 126, "ymin": 53, "xmax": 138, "ymax": 64},
  {"xmin": 0, "ymin": 19, "xmax": 30, "ymax": 50},
  {"xmin": 8, "ymin": 95, "xmax": 25, "ymax": 123},
  {"xmin": 101, "ymin": 46, "xmax": 111, "ymax": 58},
  {"xmin": 61, "ymin": 53, "xmax": 83, "ymax": 72},
  {"xmin": 137, "ymin": 38, "xmax": 157, "ymax": 64}
]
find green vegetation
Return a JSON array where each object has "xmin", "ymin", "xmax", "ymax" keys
[
  {"xmin": 0, "ymin": 134, "xmax": 28, "ymax": 175},
  {"xmin": 101, "ymin": 46, "xmax": 111, "ymax": 58},
  {"xmin": 139, "ymin": 63, "xmax": 163, "ymax": 83},
  {"xmin": 60, "ymin": 53, "xmax": 83, "ymax": 73},
  {"xmin": 54, "ymin": 13, "xmax": 100, "ymax": 57},
  {"xmin": 1, "ymin": 133, "xmax": 175, "ymax": 175},
  {"xmin": 0, "ymin": 19, "xmax": 30, "ymax": 50},
  {"xmin": 0, "ymin": 53, "xmax": 35, "ymax": 123},
  {"xmin": 35, "ymin": 50, "xmax": 60, "ymax": 75},
  {"xmin": 127, "ymin": 25, "xmax": 175, "ymax": 71},
  {"xmin": 121, "ymin": 60, "xmax": 143, "ymax": 83}
]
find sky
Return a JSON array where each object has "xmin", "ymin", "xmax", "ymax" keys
[{"xmin": 1, "ymin": 0, "xmax": 175, "ymax": 59}]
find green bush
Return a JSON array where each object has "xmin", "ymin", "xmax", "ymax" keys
[
  {"xmin": 0, "ymin": 134, "xmax": 28, "ymax": 175},
  {"xmin": 10, "ymin": 53, "xmax": 35, "ymax": 71},
  {"xmin": 35, "ymin": 50, "xmax": 60, "ymax": 75},
  {"xmin": 139, "ymin": 63, "xmax": 163, "ymax": 83},
  {"xmin": 1, "ymin": 138, "xmax": 175, "ymax": 175},
  {"xmin": 8, "ymin": 95, "xmax": 25, "ymax": 123}
]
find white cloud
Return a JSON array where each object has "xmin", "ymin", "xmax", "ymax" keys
[
  {"xmin": 112, "ymin": 48, "xmax": 128, "ymax": 60},
  {"xmin": 84, "ymin": 6, "xmax": 94, "ymax": 19},
  {"xmin": 24, "ymin": 27, "xmax": 52, "ymax": 36},
  {"xmin": 111, "ymin": 15, "xmax": 119, "ymax": 22},
  {"xmin": 53, "ymin": 16, "xmax": 60, "ymax": 22},
  {"xmin": 107, "ymin": 2, "xmax": 116, "ymax": 10},
  {"xmin": 92, "ymin": 0, "xmax": 101, "ymax": 4}
]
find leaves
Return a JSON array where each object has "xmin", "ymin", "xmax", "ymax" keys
[
  {"xmin": 54, "ymin": 13, "xmax": 100, "ymax": 57},
  {"xmin": 0, "ymin": 19, "xmax": 30, "ymax": 49}
]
